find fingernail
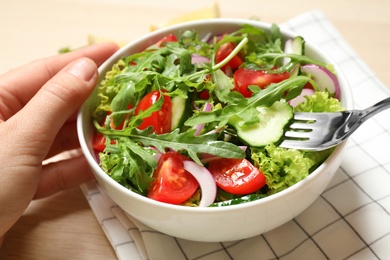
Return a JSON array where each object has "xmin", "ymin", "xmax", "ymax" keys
[{"xmin": 66, "ymin": 58, "xmax": 97, "ymax": 81}]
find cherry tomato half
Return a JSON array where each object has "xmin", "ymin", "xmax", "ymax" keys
[
  {"xmin": 92, "ymin": 131, "xmax": 117, "ymax": 152},
  {"xmin": 147, "ymin": 152, "xmax": 199, "ymax": 204},
  {"xmin": 91, "ymin": 115, "xmax": 117, "ymax": 152},
  {"xmin": 208, "ymin": 158, "xmax": 266, "ymax": 195},
  {"xmin": 215, "ymin": 42, "xmax": 244, "ymax": 73},
  {"xmin": 135, "ymin": 90, "xmax": 172, "ymax": 134},
  {"xmin": 154, "ymin": 33, "xmax": 178, "ymax": 47},
  {"xmin": 92, "ymin": 105, "xmax": 133, "ymax": 152},
  {"xmin": 233, "ymin": 68, "xmax": 290, "ymax": 97},
  {"xmin": 92, "ymin": 133, "xmax": 106, "ymax": 152}
]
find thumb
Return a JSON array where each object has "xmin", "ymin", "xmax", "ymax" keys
[{"xmin": 11, "ymin": 57, "xmax": 98, "ymax": 160}]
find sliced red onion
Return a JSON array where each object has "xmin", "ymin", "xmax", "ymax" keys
[
  {"xmin": 183, "ymin": 160, "xmax": 217, "ymax": 207},
  {"xmin": 200, "ymin": 32, "xmax": 212, "ymax": 42},
  {"xmin": 301, "ymin": 64, "xmax": 340, "ymax": 99},
  {"xmin": 200, "ymin": 154, "xmax": 221, "ymax": 164},
  {"xmin": 191, "ymin": 54, "xmax": 210, "ymax": 65},
  {"xmin": 193, "ymin": 103, "xmax": 200, "ymax": 111},
  {"xmin": 149, "ymin": 147, "xmax": 162, "ymax": 161},
  {"xmin": 194, "ymin": 102, "xmax": 213, "ymax": 136},
  {"xmin": 94, "ymin": 151, "xmax": 101, "ymax": 163},
  {"xmin": 194, "ymin": 124, "xmax": 204, "ymax": 136},
  {"xmin": 207, "ymin": 34, "xmax": 223, "ymax": 44},
  {"xmin": 203, "ymin": 102, "xmax": 213, "ymax": 112},
  {"xmin": 289, "ymin": 88, "xmax": 316, "ymax": 107}
]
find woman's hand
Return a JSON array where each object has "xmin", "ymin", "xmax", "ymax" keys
[{"xmin": 0, "ymin": 42, "xmax": 119, "ymax": 238}]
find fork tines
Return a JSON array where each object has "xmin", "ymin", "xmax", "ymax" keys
[
  {"xmin": 280, "ymin": 111, "xmax": 346, "ymax": 150},
  {"xmin": 284, "ymin": 112, "xmax": 320, "ymax": 140}
]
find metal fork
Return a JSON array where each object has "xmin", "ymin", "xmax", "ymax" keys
[{"xmin": 279, "ymin": 97, "xmax": 390, "ymax": 151}]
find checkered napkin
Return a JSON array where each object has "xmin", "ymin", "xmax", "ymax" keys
[{"xmin": 81, "ymin": 10, "xmax": 390, "ymax": 260}]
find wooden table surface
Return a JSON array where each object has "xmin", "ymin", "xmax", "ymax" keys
[{"xmin": 0, "ymin": 0, "xmax": 389, "ymax": 259}]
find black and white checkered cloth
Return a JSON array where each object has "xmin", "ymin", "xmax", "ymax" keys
[{"xmin": 81, "ymin": 10, "xmax": 390, "ymax": 260}]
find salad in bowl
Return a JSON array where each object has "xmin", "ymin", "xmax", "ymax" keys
[{"xmin": 77, "ymin": 18, "xmax": 352, "ymax": 242}]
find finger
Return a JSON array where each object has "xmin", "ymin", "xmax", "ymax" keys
[
  {"xmin": 34, "ymin": 155, "xmax": 94, "ymax": 199},
  {"xmin": 45, "ymin": 121, "xmax": 79, "ymax": 159},
  {"xmin": 10, "ymin": 57, "xmax": 98, "ymax": 161},
  {"xmin": 0, "ymin": 42, "xmax": 119, "ymax": 120}
]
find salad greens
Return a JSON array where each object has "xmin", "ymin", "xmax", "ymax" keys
[
  {"xmin": 92, "ymin": 23, "xmax": 344, "ymax": 205},
  {"xmin": 251, "ymin": 143, "xmax": 333, "ymax": 195}
]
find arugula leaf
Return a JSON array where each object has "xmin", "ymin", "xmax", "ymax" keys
[
  {"xmin": 210, "ymin": 69, "xmax": 241, "ymax": 104},
  {"xmin": 58, "ymin": 46, "xmax": 72, "ymax": 53},
  {"xmin": 128, "ymin": 47, "xmax": 170, "ymax": 72},
  {"xmin": 99, "ymin": 137, "xmax": 155, "ymax": 194},
  {"xmin": 102, "ymin": 128, "xmax": 245, "ymax": 165},
  {"xmin": 185, "ymin": 76, "xmax": 309, "ymax": 128},
  {"xmin": 251, "ymin": 53, "xmax": 331, "ymax": 73},
  {"xmin": 269, "ymin": 23, "xmax": 282, "ymax": 43},
  {"xmin": 178, "ymin": 29, "xmax": 214, "ymax": 56},
  {"xmin": 166, "ymin": 45, "xmax": 194, "ymax": 76},
  {"xmin": 109, "ymin": 80, "xmax": 136, "ymax": 127}
]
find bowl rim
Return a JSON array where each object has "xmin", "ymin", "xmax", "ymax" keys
[{"xmin": 77, "ymin": 17, "xmax": 353, "ymax": 213}]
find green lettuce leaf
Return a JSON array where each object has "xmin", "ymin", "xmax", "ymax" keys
[
  {"xmin": 294, "ymin": 91, "xmax": 345, "ymax": 112},
  {"xmin": 250, "ymin": 144, "xmax": 333, "ymax": 194},
  {"xmin": 99, "ymin": 137, "xmax": 155, "ymax": 195}
]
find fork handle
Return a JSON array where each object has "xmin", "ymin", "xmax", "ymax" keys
[
  {"xmin": 342, "ymin": 97, "xmax": 390, "ymax": 140},
  {"xmin": 360, "ymin": 97, "xmax": 390, "ymax": 121}
]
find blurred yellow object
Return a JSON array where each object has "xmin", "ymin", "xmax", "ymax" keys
[
  {"xmin": 87, "ymin": 34, "xmax": 127, "ymax": 47},
  {"xmin": 87, "ymin": 1, "xmax": 220, "ymax": 47},
  {"xmin": 150, "ymin": 1, "xmax": 220, "ymax": 31}
]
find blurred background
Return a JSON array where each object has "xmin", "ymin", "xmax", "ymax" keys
[{"xmin": 1, "ymin": 0, "xmax": 389, "ymax": 87}]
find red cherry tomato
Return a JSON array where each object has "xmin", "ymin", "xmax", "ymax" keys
[
  {"xmin": 135, "ymin": 90, "xmax": 172, "ymax": 134},
  {"xmin": 92, "ymin": 131, "xmax": 117, "ymax": 152},
  {"xmin": 154, "ymin": 33, "xmax": 178, "ymax": 47},
  {"xmin": 91, "ymin": 115, "xmax": 115, "ymax": 152},
  {"xmin": 92, "ymin": 105, "xmax": 133, "ymax": 152},
  {"xmin": 198, "ymin": 74, "xmax": 212, "ymax": 100},
  {"xmin": 208, "ymin": 158, "xmax": 266, "ymax": 195},
  {"xmin": 304, "ymin": 82, "xmax": 315, "ymax": 90},
  {"xmin": 147, "ymin": 152, "xmax": 199, "ymax": 204},
  {"xmin": 215, "ymin": 42, "xmax": 244, "ymax": 73},
  {"xmin": 233, "ymin": 68, "xmax": 290, "ymax": 97},
  {"xmin": 198, "ymin": 90, "xmax": 210, "ymax": 100},
  {"xmin": 92, "ymin": 133, "xmax": 106, "ymax": 152}
]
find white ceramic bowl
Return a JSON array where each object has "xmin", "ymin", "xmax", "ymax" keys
[{"xmin": 77, "ymin": 18, "xmax": 353, "ymax": 242}]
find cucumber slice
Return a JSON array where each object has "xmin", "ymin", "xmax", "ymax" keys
[
  {"xmin": 171, "ymin": 95, "xmax": 192, "ymax": 130},
  {"xmin": 283, "ymin": 36, "xmax": 305, "ymax": 66},
  {"xmin": 229, "ymin": 101, "xmax": 293, "ymax": 147},
  {"xmin": 291, "ymin": 36, "xmax": 305, "ymax": 55}
]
